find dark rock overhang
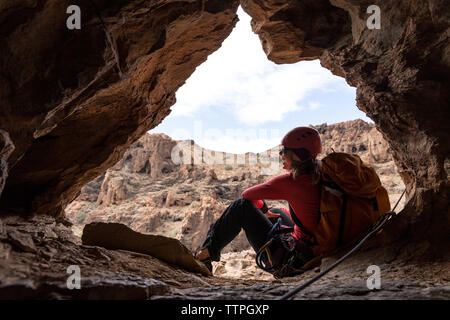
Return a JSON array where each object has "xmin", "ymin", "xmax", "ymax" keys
[{"xmin": 0, "ymin": 0, "xmax": 448, "ymax": 247}]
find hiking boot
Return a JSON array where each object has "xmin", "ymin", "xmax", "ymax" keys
[
  {"xmin": 195, "ymin": 249, "xmax": 213, "ymax": 274},
  {"xmin": 200, "ymin": 257, "xmax": 213, "ymax": 274}
]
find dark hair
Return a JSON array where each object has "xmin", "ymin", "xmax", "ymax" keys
[{"xmin": 287, "ymin": 151, "xmax": 321, "ymax": 185}]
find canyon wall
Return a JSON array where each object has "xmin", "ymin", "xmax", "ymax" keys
[{"xmin": 0, "ymin": 0, "xmax": 448, "ymax": 250}]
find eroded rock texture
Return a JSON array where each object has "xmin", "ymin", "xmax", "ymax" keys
[
  {"xmin": 0, "ymin": 0, "xmax": 449, "ymax": 299},
  {"xmin": 1, "ymin": 215, "xmax": 448, "ymax": 299},
  {"xmin": 242, "ymin": 0, "xmax": 450, "ymax": 247},
  {"xmin": 0, "ymin": 0, "xmax": 240, "ymax": 217}
]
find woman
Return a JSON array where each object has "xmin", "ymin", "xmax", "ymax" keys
[{"xmin": 195, "ymin": 127, "xmax": 322, "ymax": 277}]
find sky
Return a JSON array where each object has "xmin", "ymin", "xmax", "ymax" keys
[{"xmin": 149, "ymin": 6, "xmax": 371, "ymax": 154}]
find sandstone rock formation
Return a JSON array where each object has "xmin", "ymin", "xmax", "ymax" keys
[
  {"xmin": 0, "ymin": 0, "xmax": 240, "ymax": 218},
  {"xmin": 66, "ymin": 132, "xmax": 269, "ymax": 253},
  {"xmin": 0, "ymin": 0, "xmax": 449, "ymax": 299},
  {"xmin": 1, "ymin": 1, "xmax": 446, "ymax": 247},
  {"xmin": 1, "ymin": 214, "xmax": 447, "ymax": 300},
  {"xmin": 0, "ymin": 214, "xmax": 252, "ymax": 300},
  {"xmin": 0, "ymin": 0, "xmax": 450, "ymax": 248},
  {"xmin": 96, "ymin": 173, "xmax": 128, "ymax": 206}
]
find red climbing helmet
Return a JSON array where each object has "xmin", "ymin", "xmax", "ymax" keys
[{"xmin": 281, "ymin": 127, "xmax": 322, "ymax": 160}]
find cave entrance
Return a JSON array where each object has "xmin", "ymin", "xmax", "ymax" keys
[{"xmin": 64, "ymin": 6, "xmax": 405, "ymax": 280}]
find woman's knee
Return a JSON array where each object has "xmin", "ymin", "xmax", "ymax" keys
[
  {"xmin": 236, "ymin": 198, "xmax": 259, "ymax": 211},
  {"xmin": 228, "ymin": 198, "xmax": 262, "ymax": 221}
]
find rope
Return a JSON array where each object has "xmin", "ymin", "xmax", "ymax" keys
[{"xmin": 278, "ymin": 188, "xmax": 407, "ymax": 300}]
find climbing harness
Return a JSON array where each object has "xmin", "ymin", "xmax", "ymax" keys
[
  {"xmin": 255, "ymin": 217, "xmax": 314, "ymax": 279},
  {"xmin": 278, "ymin": 188, "xmax": 406, "ymax": 300},
  {"xmin": 255, "ymin": 218, "xmax": 294, "ymax": 273}
]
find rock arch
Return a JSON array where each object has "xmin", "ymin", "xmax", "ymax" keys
[{"xmin": 0, "ymin": 0, "xmax": 448, "ymax": 252}]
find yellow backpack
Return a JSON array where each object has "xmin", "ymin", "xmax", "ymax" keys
[{"xmin": 292, "ymin": 152, "xmax": 391, "ymax": 258}]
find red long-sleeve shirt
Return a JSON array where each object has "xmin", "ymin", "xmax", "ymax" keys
[{"xmin": 241, "ymin": 173, "xmax": 320, "ymax": 241}]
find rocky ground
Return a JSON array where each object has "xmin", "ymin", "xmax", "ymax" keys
[
  {"xmin": 1, "ymin": 0, "xmax": 448, "ymax": 301},
  {"xmin": 0, "ymin": 214, "xmax": 448, "ymax": 300}
]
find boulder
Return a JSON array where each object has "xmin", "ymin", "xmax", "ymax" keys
[{"xmin": 82, "ymin": 222, "xmax": 211, "ymax": 276}]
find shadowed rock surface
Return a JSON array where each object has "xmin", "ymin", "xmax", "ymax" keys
[
  {"xmin": 0, "ymin": 1, "xmax": 447, "ymax": 241},
  {"xmin": 0, "ymin": 0, "xmax": 449, "ymax": 299},
  {"xmin": 0, "ymin": 0, "xmax": 241, "ymax": 218},
  {"xmin": 0, "ymin": 214, "xmax": 448, "ymax": 299},
  {"xmin": 81, "ymin": 222, "xmax": 211, "ymax": 276}
]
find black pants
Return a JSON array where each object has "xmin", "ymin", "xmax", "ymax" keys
[{"xmin": 200, "ymin": 198, "xmax": 294, "ymax": 261}]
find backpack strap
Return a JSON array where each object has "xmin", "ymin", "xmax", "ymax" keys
[
  {"xmin": 288, "ymin": 204, "xmax": 317, "ymax": 246},
  {"xmin": 337, "ymin": 194, "xmax": 347, "ymax": 246},
  {"xmin": 317, "ymin": 181, "xmax": 323, "ymax": 224},
  {"xmin": 322, "ymin": 173, "xmax": 348, "ymax": 247}
]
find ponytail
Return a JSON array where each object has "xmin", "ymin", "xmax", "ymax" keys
[{"xmin": 290, "ymin": 158, "xmax": 321, "ymax": 185}]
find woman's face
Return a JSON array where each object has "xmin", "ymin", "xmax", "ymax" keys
[
  {"xmin": 281, "ymin": 151, "xmax": 292, "ymax": 170},
  {"xmin": 280, "ymin": 149, "xmax": 302, "ymax": 171}
]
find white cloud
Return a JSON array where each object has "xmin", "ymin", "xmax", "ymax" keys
[
  {"xmin": 308, "ymin": 101, "xmax": 324, "ymax": 110},
  {"xmin": 170, "ymin": 6, "xmax": 344, "ymax": 125}
]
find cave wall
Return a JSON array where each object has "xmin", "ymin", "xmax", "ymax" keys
[
  {"xmin": 242, "ymin": 0, "xmax": 450, "ymax": 245},
  {"xmin": 0, "ymin": 0, "xmax": 448, "ymax": 245},
  {"xmin": 0, "ymin": 0, "xmax": 240, "ymax": 217}
]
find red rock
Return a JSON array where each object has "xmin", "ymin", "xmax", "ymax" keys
[
  {"xmin": 0, "ymin": 0, "xmax": 447, "ymax": 279},
  {"xmin": 96, "ymin": 173, "xmax": 128, "ymax": 206},
  {"xmin": 7, "ymin": 231, "xmax": 37, "ymax": 253},
  {"xmin": 82, "ymin": 222, "xmax": 211, "ymax": 276},
  {"xmin": 0, "ymin": 0, "xmax": 240, "ymax": 217}
]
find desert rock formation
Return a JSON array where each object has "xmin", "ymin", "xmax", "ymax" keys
[
  {"xmin": 82, "ymin": 222, "xmax": 211, "ymax": 276},
  {"xmin": 0, "ymin": 1, "xmax": 447, "ymax": 243},
  {"xmin": 0, "ymin": 0, "xmax": 449, "ymax": 299}
]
